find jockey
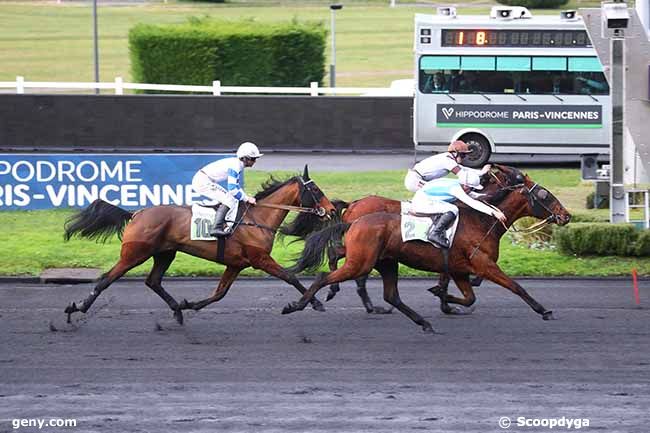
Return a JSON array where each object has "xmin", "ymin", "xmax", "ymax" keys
[
  {"xmin": 404, "ymin": 140, "xmax": 492, "ymax": 194},
  {"xmin": 191, "ymin": 141, "xmax": 263, "ymax": 237},
  {"xmin": 411, "ymin": 178, "xmax": 507, "ymax": 249}
]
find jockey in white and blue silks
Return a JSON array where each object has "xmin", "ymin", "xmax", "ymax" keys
[
  {"xmin": 405, "ymin": 141, "xmax": 505, "ymax": 248},
  {"xmin": 411, "ymin": 177, "xmax": 506, "ymax": 248},
  {"xmin": 191, "ymin": 141, "xmax": 263, "ymax": 237}
]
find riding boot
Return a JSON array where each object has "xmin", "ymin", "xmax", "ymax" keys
[
  {"xmin": 209, "ymin": 205, "xmax": 231, "ymax": 237},
  {"xmin": 427, "ymin": 211, "xmax": 456, "ymax": 248}
]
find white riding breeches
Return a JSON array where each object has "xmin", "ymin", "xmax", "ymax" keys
[
  {"xmin": 411, "ymin": 189, "xmax": 458, "ymax": 216},
  {"xmin": 191, "ymin": 172, "xmax": 239, "ymax": 221}
]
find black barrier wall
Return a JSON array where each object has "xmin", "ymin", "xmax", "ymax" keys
[{"xmin": 0, "ymin": 95, "xmax": 412, "ymax": 153}]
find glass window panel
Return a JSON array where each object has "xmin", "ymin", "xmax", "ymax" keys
[
  {"xmin": 420, "ymin": 56, "xmax": 460, "ymax": 70},
  {"xmin": 496, "ymin": 57, "xmax": 531, "ymax": 71},
  {"xmin": 461, "ymin": 56, "xmax": 495, "ymax": 71},
  {"xmin": 532, "ymin": 57, "xmax": 567, "ymax": 71},
  {"xmin": 568, "ymin": 57, "xmax": 603, "ymax": 72}
]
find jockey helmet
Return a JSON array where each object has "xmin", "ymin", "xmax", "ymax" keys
[
  {"xmin": 237, "ymin": 141, "xmax": 263, "ymax": 159},
  {"xmin": 447, "ymin": 140, "xmax": 472, "ymax": 154}
]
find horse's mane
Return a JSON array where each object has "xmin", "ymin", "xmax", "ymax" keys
[{"xmin": 254, "ymin": 175, "xmax": 300, "ymax": 200}]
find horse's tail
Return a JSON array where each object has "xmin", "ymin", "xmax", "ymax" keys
[
  {"xmin": 64, "ymin": 199, "xmax": 133, "ymax": 243},
  {"xmin": 331, "ymin": 199, "xmax": 349, "ymax": 219},
  {"xmin": 289, "ymin": 222, "xmax": 351, "ymax": 274}
]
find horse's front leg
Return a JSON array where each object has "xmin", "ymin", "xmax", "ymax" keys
[
  {"xmin": 179, "ymin": 266, "xmax": 242, "ymax": 311},
  {"xmin": 247, "ymin": 248, "xmax": 325, "ymax": 312},
  {"xmin": 471, "ymin": 251, "xmax": 554, "ymax": 320}
]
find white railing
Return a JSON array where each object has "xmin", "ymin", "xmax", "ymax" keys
[{"xmin": 0, "ymin": 76, "xmax": 411, "ymax": 96}]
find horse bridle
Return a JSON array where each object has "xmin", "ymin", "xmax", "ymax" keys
[
  {"xmin": 489, "ymin": 170, "xmax": 560, "ymax": 227},
  {"xmin": 253, "ymin": 176, "xmax": 327, "ymax": 217}
]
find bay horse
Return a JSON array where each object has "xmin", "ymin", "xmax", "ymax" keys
[
  {"xmin": 307, "ymin": 181, "xmax": 499, "ymax": 313},
  {"xmin": 282, "ymin": 165, "xmax": 571, "ymax": 332},
  {"xmin": 63, "ymin": 166, "xmax": 336, "ymax": 325}
]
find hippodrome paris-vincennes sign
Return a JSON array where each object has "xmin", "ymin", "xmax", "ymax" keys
[{"xmin": 436, "ymin": 104, "xmax": 602, "ymax": 128}]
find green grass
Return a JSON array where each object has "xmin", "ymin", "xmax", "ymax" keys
[
  {"xmin": 1, "ymin": 169, "xmax": 647, "ymax": 277},
  {"xmin": 0, "ymin": 0, "xmax": 604, "ymax": 88}
]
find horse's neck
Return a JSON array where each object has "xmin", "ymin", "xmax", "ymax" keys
[
  {"xmin": 249, "ymin": 185, "xmax": 299, "ymax": 229},
  {"xmin": 492, "ymin": 191, "xmax": 531, "ymax": 235}
]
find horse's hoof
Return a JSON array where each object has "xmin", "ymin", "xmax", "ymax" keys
[
  {"xmin": 311, "ymin": 300, "xmax": 326, "ymax": 312},
  {"xmin": 422, "ymin": 323, "xmax": 435, "ymax": 333},
  {"xmin": 174, "ymin": 309, "xmax": 184, "ymax": 325},
  {"xmin": 179, "ymin": 299, "xmax": 191, "ymax": 310},
  {"xmin": 371, "ymin": 306, "xmax": 393, "ymax": 315},
  {"xmin": 542, "ymin": 311, "xmax": 555, "ymax": 321},
  {"xmin": 325, "ymin": 290, "xmax": 337, "ymax": 302},
  {"xmin": 282, "ymin": 303, "xmax": 297, "ymax": 315},
  {"xmin": 64, "ymin": 302, "xmax": 77, "ymax": 315},
  {"xmin": 427, "ymin": 285, "xmax": 445, "ymax": 297}
]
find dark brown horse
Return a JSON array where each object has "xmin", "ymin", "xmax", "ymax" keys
[
  {"xmin": 63, "ymin": 166, "xmax": 336, "ymax": 325},
  {"xmin": 282, "ymin": 165, "xmax": 571, "ymax": 332}
]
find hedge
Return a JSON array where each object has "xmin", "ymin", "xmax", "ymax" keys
[
  {"xmin": 496, "ymin": 0, "xmax": 569, "ymax": 8},
  {"xmin": 129, "ymin": 19, "xmax": 326, "ymax": 92},
  {"xmin": 553, "ymin": 223, "xmax": 649, "ymax": 256}
]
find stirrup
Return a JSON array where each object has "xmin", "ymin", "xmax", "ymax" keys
[{"xmin": 210, "ymin": 226, "xmax": 230, "ymax": 237}]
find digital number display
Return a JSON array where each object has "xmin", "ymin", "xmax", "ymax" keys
[{"xmin": 441, "ymin": 29, "xmax": 591, "ymax": 47}]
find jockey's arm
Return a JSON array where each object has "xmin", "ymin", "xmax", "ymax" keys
[
  {"xmin": 227, "ymin": 168, "xmax": 255, "ymax": 204},
  {"xmin": 450, "ymin": 184, "xmax": 505, "ymax": 222}
]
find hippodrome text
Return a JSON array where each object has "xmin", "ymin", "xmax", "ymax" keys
[{"xmin": 0, "ymin": 154, "xmax": 230, "ymax": 210}]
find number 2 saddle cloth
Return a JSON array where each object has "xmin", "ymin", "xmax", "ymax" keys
[{"xmin": 400, "ymin": 201, "xmax": 460, "ymax": 248}]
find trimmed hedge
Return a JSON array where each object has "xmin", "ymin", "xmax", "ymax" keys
[
  {"xmin": 553, "ymin": 223, "xmax": 649, "ymax": 256},
  {"xmin": 129, "ymin": 19, "xmax": 326, "ymax": 91},
  {"xmin": 496, "ymin": 0, "xmax": 569, "ymax": 8}
]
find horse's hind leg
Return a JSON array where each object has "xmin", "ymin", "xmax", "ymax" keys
[
  {"xmin": 325, "ymin": 244, "xmax": 344, "ymax": 301},
  {"xmin": 64, "ymin": 243, "xmax": 153, "ymax": 323},
  {"xmin": 179, "ymin": 265, "xmax": 242, "ymax": 312},
  {"xmin": 376, "ymin": 259, "xmax": 434, "ymax": 333},
  {"xmin": 354, "ymin": 275, "xmax": 393, "ymax": 314},
  {"xmin": 145, "ymin": 250, "xmax": 183, "ymax": 325},
  {"xmin": 436, "ymin": 273, "xmax": 477, "ymax": 315}
]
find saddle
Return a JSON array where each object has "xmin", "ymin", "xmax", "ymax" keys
[
  {"xmin": 191, "ymin": 203, "xmax": 246, "ymax": 241},
  {"xmin": 400, "ymin": 202, "xmax": 459, "ymax": 248}
]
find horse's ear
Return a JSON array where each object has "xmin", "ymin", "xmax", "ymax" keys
[{"xmin": 303, "ymin": 165, "xmax": 310, "ymax": 181}]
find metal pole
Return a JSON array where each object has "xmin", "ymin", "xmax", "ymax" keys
[
  {"xmin": 93, "ymin": 0, "xmax": 100, "ymax": 95},
  {"xmin": 330, "ymin": 8, "xmax": 336, "ymax": 88},
  {"xmin": 610, "ymin": 37, "xmax": 626, "ymax": 222}
]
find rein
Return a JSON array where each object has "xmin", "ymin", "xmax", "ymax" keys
[
  {"xmin": 255, "ymin": 202, "xmax": 326, "ymax": 216},
  {"xmin": 470, "ymin": 175, "xmax": 556, "ymax": 258}
]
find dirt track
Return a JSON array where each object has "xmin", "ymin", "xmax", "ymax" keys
[{"xmin": 0, "ymin": 277, "xmax": 649, "ymax": 432}]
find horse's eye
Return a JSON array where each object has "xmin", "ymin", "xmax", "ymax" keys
[
  {"xmin": 537, "ymin": 189, "xmax": 548, "ymax": 200},
  {"xmin": 516, "ymin": 175, "xmax": 524, "ymax": 182}
]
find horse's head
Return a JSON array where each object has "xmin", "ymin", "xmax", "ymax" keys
[
  {"xmin": 490, "ymin": 164, "xmax": 571, "ymax": 226},
  {"xmin": 298, "ymin": 165, "xmax": 336, "ymax": 218}
]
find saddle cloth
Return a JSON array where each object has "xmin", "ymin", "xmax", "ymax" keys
[
  {"xmin": 400, "ymin": 201, "xmax": 459, "ymax": 248},
  {"xmin": 190, "ymin": 203, "xmax": 238, "ymax": 241}
]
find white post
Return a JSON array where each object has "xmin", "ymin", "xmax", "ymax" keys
[
  {"xmin": 212, "ymin": 80, "xmax": 221, "ymax": 96},
  {"xmin": 16, "ymin": 76, "xmax": 24, "ymax": 94},
  {"xmin": 310, "ymin": 81, "xmax": 319, "ymax": 96},
  {"xmin": 114, "ymin": 76, "xmax": 123, "ymax": 95},
  {"xmin": 390, "ymin": 0, "xmax": 396, "ymax": 7}
]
